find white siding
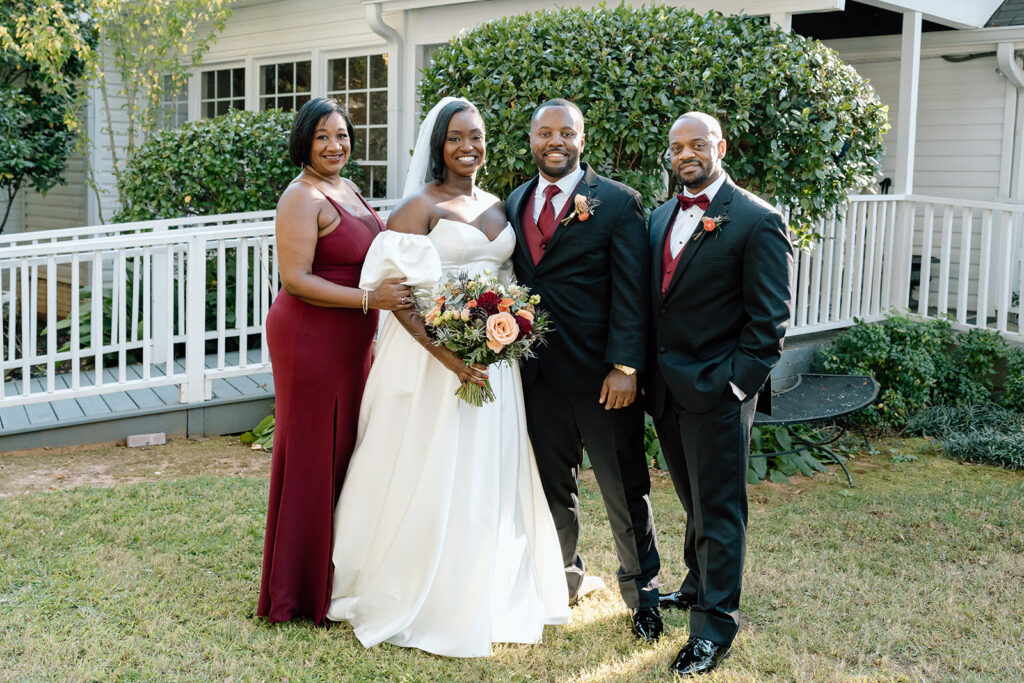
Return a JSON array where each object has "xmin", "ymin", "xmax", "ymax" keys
[
  {"xmin": 0, "ymin": 190, "xmax": 25, "ymax": 235},
  {"xmin": 22, "ymin": 153, "xmax": 88, "ymax": 232},
  {"xmin": 841, "ymin": 53, "xmax": 1009, "ymax": 201}
]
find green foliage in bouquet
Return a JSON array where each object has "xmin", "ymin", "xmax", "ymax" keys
[
  {"xmin": 418, "ymin": 3, "xmax": 888, "ymax": 245},
  {"xmin": 114, "ymin": 109, "xmax": 365, "ymax": 222}
]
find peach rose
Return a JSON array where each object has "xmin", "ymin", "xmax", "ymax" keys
[
  {"xmin": 485, "ymin": 312, "xmax": 520, "ymax": 353},
  {"xmin": 517, "ymin": 308, "xmax": 535, "ymax": 322},
  {"xmin": 498, "ymin": 297, "xmax": 514, "ymax": 313},
  {"xmin": 425, "ymin": 303, "xmax": 442, "ymax": 324}
]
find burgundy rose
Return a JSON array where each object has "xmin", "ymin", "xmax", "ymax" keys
[
  {"xmin": 475, "ymin": 290, "xmax": 501, "ymax": 315},
  {"xmin": 514, "ymin": 314, "xmax": 533, "ymax": 340}
]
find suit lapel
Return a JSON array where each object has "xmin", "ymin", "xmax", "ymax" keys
[
  {"xmin": 539, "ymin": 163, "xmax": 597, "ymax": 264},
  {"xmin": 663, "ymin": 176, "xmax": 736, "ymax": 299},
  {"xmin": 650, "ymin": 201, "xmax": 675, "ymax": 298}
]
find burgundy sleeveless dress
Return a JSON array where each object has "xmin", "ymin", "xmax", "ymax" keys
[{"xmin": 257, "ymin": 193, "xmax": 383, "ymax": 625}]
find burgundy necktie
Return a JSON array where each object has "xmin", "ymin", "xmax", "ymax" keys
[
  {"xmin": 678, "ymin": 193, "xmax": 710, "ymax": 211},
  {"xmin": 538, "ymin": 185, "xmax": 561, "ymax": 236}
]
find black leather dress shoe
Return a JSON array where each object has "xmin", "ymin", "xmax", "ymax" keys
[
  {"xmin": 658, "ymin": 590, "xmax": 695, "ymax": 610},
  {"xmin": 669, "ymin": 637, "xmax": 730, "ymax": 676},
  {"xmin": 631, "ymin": 606, "xmax": 664, "ymax": 642}
]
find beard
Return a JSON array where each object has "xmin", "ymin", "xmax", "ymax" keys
[
  {"xmin": 675, "ymin": 161, "xmax": 713, "ymax": 189},
  {"xmin": 532, "ymin": 148, "xmax": 579, "ymax": 179}
]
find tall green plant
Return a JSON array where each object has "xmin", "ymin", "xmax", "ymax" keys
[
  {"xmin": 0, "ymin": 0, "xmax": 95, "ymax": 232},
  {"xmin": 418, "ymin": 3, "xmax": 888, "ymax": 244},
  {"xmin": 88, "ymin": 0, "xmax": 232, "ymax": 221}
]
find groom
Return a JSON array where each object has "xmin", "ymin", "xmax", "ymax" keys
[
  {"xmin": 647, "ymin": 112, "xmax": 793, "ymax": 676},
  {"xmin": 507, "ymin": 99, "xmax": 662, "ymax": 641}
]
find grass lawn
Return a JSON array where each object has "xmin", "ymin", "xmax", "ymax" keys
[{"xmin": 1, "ymin": 436, "xmax": 1022, "ymax": 681}]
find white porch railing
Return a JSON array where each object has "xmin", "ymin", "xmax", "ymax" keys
[{"xmin": 1, "ymin": 194, "xmax": 1020, "ymax": 411}]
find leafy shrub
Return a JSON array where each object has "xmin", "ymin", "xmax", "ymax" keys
[
  {"xmin": 114, "ymin": 108, "xmax": 364, "ymax": 221},
  {"xmin": 419, "ymin": 3, "xmax": 888, "ymax": 242},
  {"xmin": 907, "ymin": 403, "xmax": 1024, "ymax": 470},
  {"xmin": 814, "ymin": 313, "xmax": 1023, "ymax": 429}
]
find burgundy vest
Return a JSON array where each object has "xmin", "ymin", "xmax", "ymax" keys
[
  {"xmin": 521, "ymin": 185, "xmax": 577, "ymax": 265},
  {"xmin": 661, "ymin": 212, "xmax": 685, "ymax": 296}
]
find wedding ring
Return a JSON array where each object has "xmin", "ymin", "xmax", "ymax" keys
[{"xmin": 402, "ymin": 297, "xmax": 409, "ymax": 304}]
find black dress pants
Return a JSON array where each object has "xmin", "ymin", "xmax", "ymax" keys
[
  {"xmin": 654, "ymin": 389, "xmax": 756, "ymax": 647},
  {"xmin": 524, "ymin": 374, "xmax": 660, "ymax": 608}
]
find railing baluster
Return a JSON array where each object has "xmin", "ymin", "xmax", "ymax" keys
[
  {"xmin": 20, "ymin": 257, "xmax": 30, "ymax": 397},
  {"xmin": 938, "ymin": 205, "xmax": 954, "ymax": 316},
  {"xmin": 261, "ymin": 237, "xmax": 271, "ymax": 366},
  {"xmin": 236, "ymin": 237, "xmax": 249, "ymax": 368},
  {"xmin": 91, "ymin": 249, "xmax": 103, "ymax": 388},
  {"xmin": 217, "ymin": 239, "xmax": 226, "ymax": 370},
  {"xmin": 130, "ymin": 252, "xmax": 141, "ymax": 343},
  {"xmin": 977, "ymin": 209, "xmax": 993, "ymax": 330},
  {"xmin": 117, "ymin": 248, "xmax": 128, "ymax": 384},
  {"xmin": 71, "ymin": 252, "xmax": 81, "ymax": 390},
  {"xmin": 142, "ymin": 246, "xmax": 152, "ymax": 381},
  {"xmin": 46, "ymin": 255, "xmax": 56, "ymax": 394},
  {"xmin": 918, "ymin": 204, "xmax": 935, "ymax": 316},
  {"xmin": 956, "ymin": 207, "xmax": 973, "ymax": 325},
  {"xmin": 995, "ymin": 211, "xmax": 1013, "ymax": 334}
]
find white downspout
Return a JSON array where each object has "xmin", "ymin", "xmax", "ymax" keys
[
  {"xmin": 365, "ymin": 2, "xmax": 404, "ymax": 199},
  {"xmin": 997, "ymin": 43, "xmax": 1024, "ymax": 200}
]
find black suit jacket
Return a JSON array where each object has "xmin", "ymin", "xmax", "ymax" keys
[
  {"xmin": 646, "ymin": 175, "xmax": 793, "ymax": 417},
  {"xmin": 508, "ymin": 163, "xmax": 650, "ymax": 393}
]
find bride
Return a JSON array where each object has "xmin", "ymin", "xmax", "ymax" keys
[{"xmin": 325, "ymin": 97, "xmax": 570, "ymax": 657}]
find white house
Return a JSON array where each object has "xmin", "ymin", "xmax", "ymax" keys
[{"xmin": 1, "ymin": 0, "xmax": 1020, "ymax": 234}]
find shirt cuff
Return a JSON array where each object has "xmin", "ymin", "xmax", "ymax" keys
[{"xmin": 729, "ymin": 381, "xmax": 746, "ymax": 401}]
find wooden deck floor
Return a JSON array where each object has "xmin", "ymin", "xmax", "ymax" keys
[{"xmin": 0, "ymin": 353, "xmax": 274, "ymax": 452}]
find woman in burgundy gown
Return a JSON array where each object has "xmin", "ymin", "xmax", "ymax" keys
[{"xmin": 257, "ymin": 98, "xmax": 412, "ymax": 625}]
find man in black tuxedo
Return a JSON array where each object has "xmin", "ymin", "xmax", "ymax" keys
[
  {"xmin": 647, "ymin": 112, "xmax": 793, "ymax": 676},
  {"xmin": 507, "ymin": 99, "xmax": 662, "ymax": 641}
]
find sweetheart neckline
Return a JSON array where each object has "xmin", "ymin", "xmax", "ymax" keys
[{"xmin": 432, "ymin": 218, "xmax": 513, "ymax": 245}]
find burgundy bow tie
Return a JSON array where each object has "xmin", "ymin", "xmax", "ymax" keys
[{"xmin": 678, "ymin": 194, "xmax": 710, "ymax": 211}]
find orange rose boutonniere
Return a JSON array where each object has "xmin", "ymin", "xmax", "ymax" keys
[
  {"xmin": 561, "ymin": 193, "xmax": 602, "ymax": 226},
  {"xmin": 692, "ymin": 214, "xmax": 728, "ymax": 242}
]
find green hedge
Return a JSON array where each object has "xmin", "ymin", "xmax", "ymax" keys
[
  {"xmin": 815, "ymin": 313, "xmax": 1024, "ymax": 429},
  {"xmin": 419, "ymin": 3, "xmax": 888, "ymax": 243},
  {"xmin": 114, "ymin": 108, "xmax": 364, "ymax": 222}
]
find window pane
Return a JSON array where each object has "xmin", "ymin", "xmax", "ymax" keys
[
  {"xmin": 232, "ymin": 68, "xmax": 245, "ymax": 97},
  {"xmin": 370, "ymin": 54, "xmax": 387, "ymax": 89},
  {"xmin": 279, "ymin": 62, "xmax": 293, "ymax": 92},
  {"xmin": 261, "ymin": 65, "xmax": 274, "ymax": 95},
  {"xmin": 231, "ymin": 98, "xmax": 244, "ymax": 112},
  {"xmin": 260, "ymin": 96, "xmax": 273, "ymax": 111},
  {"xmin": 296, "ymin": 61, "xmax": 311, "ymax": 92},
  {"xmin": 348, "ymin": 92, "xmax": 367, "ymax": 125},
  {"xmin": 217, "ymin": 100, "xmax": 229, "ymax": 116},
  {"xmin": 354, "ymin": 126, "xmax": 368, "ymax": 161},
  {"xmin": 348, "ymin": 56, "xmax": 366, "ymax": 90},
  {"xmin": 217, "ymin": 69, "xmax": 230, "ymax": 97},
  {"xmin": 369, "ymin": 128, "xmax": 387, "ymax": 161},
  {"xmin": 202, "ymin": 72, "xmax": 213, "ymax": 99},
  {"xmin": 296, "ymin": 94, "xmax": 310, "ymax": 109},
  {"xmin": 371, "ymin": 169, "xmax": 387, "ymax": 198},
  {"xmin": 277, "ymin": 95, "xmax": 292, "ymax": 111},
  {"xmin": 328, "ymin": 59, "xmax": 345, "ymax": 92},
  {"xmin": 369, "ymin": 91, "xmax": 387, "ymax": 125}
]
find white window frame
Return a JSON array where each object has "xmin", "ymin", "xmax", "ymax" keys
[
  {"xmin": 193, "ymin": 61, "xmax": 247, "ymax": 120},
  {"xmin": 254, "ymin": 53, "xmax": 313, "ymax": 113}
]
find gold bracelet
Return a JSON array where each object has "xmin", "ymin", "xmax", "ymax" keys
[{"xmin": 361, "ymin": 289, "xmax": 369, "ymax": 314}]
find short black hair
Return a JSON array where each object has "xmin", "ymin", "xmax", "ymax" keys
[
  {"xmin": 428, "ymin": 99, "xmax": 479, "ymax": 184},
  {"xmin": 531, "ymin": 98, "xmax": 584, "ymax": 125},
  {"xmin": 289, "ymin": 97, "xmax": 356, "ymax": 167}
]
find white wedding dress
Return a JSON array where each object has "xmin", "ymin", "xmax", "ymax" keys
[{"xmin": 326, "ymin": 219, "xmax": 570, "ymax": 657}]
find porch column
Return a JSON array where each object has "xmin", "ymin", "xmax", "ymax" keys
[
  {"xmin": 890, "ymin": 11, "xmax": 922, "ymax": 312},
  {"xmin": 770, "ymin": 12, "xmax": 792, "ymax": 32},
  {"xmin": 894, "ymin": 11, "xmax": 921, "ymax": 195}
]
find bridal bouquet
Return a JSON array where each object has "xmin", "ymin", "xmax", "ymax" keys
[{"xmin": 416, "ymin": 272, "xmax": 550, "ymax": 406}]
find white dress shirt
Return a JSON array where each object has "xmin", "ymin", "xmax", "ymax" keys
[
  {"xmin": 531, "ymin": 166, "xmax": 586, "ymax": 222},
  {"xmin": 668, "ymin": 173, "xmax": 746, "ymax": 401},
  {"xmin": 668, "ymin": 172, "xmax": 728, "ymax": 259}
]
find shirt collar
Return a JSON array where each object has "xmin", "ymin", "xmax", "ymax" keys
[
  {"xmin": 537, "ymin": 166, "xmax": 585, "ymax": 197},
  {"xmin": 683, "ymin": 172, "xmax": 727, "ymax": 204}
]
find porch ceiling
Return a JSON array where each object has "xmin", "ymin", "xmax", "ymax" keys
[{"xmin": 857, "ymin": 1, "xmax": 1005, "ymax": 29}]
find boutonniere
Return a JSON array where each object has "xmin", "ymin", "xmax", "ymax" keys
[
  {"xmin": 561, "ymin": 193, "xmax": 602, "ymax": 226},
  {"xmin": 692, "ymin": 214, "xmax": 729, "ymax": 242}
]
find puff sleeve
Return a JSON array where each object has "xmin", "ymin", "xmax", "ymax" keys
[{"xmin": 358, "ymin": 231, "xmax": 443, "ymax": 292}]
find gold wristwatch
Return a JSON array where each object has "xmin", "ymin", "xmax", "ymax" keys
[{"xmin": 613, "ymin": 363, "xmax": 637, "ymax": 376}]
